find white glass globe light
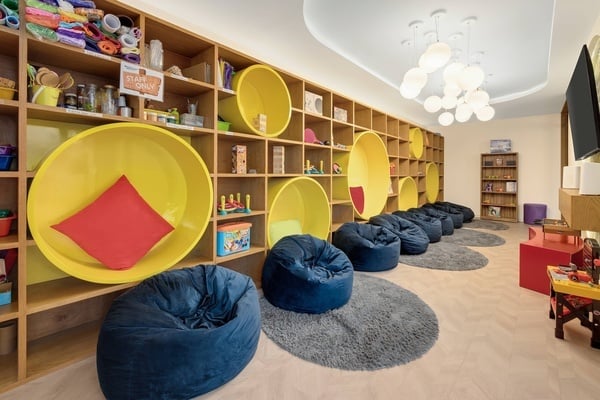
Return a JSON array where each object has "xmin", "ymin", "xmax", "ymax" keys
[
  {"xmin": 422, "ymin": 42, "xmax": 452, "ymax": 71},
  {"xmin": 465, "ymin": 89, "xmax": 490, "ymax": 112},
  {"xmin": 441, "ymin": 95, "xmax": 457, "ymax": 110},
  {"xmin": 476, "ymin": 105, "xmax": 495, "ymax": 121},
  {"xmin": 455, "ymin": 103, "xmax": 473, "ymax": 122},
  {"xmin": 424, "ymin": 95, "xmax": 442, "ymax": 113},
  {"xmin": 438, "ymin": 111, "xmax": 454, "ymax": 126},
  {"xmin": 443, "ymin": 82, "xmax": 461, "ymax": 98},
  {"xmin": 418, "ymin": 53, "xmax": 437, "ymax": 74},
  {"xmin": 403, "ymin": 67, "xmax": 428, "ymax": 89},
  {"xmin": 456, "ymin": 96, "xmax": 465, "ymax": 105},
  {"xmin": 400, "ymin": 82, "xmax": 421, "ymax": 99},
  {"xmin": 458, "ymin": 65, "xmax": 485, "ymax": 91},
  {"xmin": 443, "ymin": 62, "xmax": 465, "ymax": 84}
]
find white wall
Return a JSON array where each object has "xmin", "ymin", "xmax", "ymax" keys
[{"xmin": 436, "ymin": 114, "xmax": 562, "ymax": 221}]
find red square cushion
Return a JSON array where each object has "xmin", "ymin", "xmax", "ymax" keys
[{"xmin": 51, "ymin": 175, "xmax": 174, "ymax": 270}]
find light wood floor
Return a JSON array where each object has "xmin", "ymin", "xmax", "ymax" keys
[{"xmin": 2, "ymin": 222, "xmax": 600, "ymax": 400}]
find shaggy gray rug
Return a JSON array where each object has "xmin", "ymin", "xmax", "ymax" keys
[
  {"xmin": 464, "ymin": 219, "xmax": 509, "ymax": 231},
  {"xmin": 260, "ymin": 273, "xmax": 439, "ymax": 371},
  {"xmin": 442, "ymin": 228, "xmax": 505, "ymax": 247},
  {"xmin": 399, "ymin": 241, "xmax": 489, "ymax": 271}
]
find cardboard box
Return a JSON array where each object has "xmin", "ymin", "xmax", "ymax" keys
[
  {"xmin": 183, "ymin": 62, "xmax": 211, "ymax": 83},
  {"xmin": 333, "ymin": 106, "xmax": 347, "ymax": 122},
  {"xmin": 232, "ymin": 145, "xmax": 247, "ymax": 174},
  {"xmin": 304, "ymin": 91, "xmax": 323, "ymax": 115},
  {"xmin": 252, "ymin": 113, "xmax": 267, "ymax": 133},
  {"xmin": 217, "ymin": 222, "xmax": 252, "ymax": 256},
  {"xmin": 0, "ymin": 321, "xmax": 16, "ymax": 355},
  {"xmin": 273, "ymin": 145, "xmax": 285, "ymax": 174}
]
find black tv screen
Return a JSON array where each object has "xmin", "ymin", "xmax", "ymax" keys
[{"xmin": 566, "ymin": 44, "xmax": 600, "ymax": 160}]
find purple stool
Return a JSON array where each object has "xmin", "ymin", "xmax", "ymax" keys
[{"xmin": 523, "ymin": 203, "xmax": 547, "ymax": 225}]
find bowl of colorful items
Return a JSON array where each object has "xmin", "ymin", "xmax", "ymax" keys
[
  {"xmin": 0, "ymin": 145, "xmax": 16, "ymax": 171},
  {"xmin": 0, "ymin": 209, "xmax": 15, "ymax": 237}
]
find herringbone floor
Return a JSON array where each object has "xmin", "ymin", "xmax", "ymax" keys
[{"xmin": 2, "ymin": 222, "xmax": 600, "ymax": 400}]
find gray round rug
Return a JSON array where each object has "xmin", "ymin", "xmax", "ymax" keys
[
  {"xmin": 260, "ymin": 273, "xmax": 438, "ymax": 371},
  {"xmin": 464, "ymin": 219, "xmax": 509, "ymax": 231},
  {"xmin": 400, "ymin": 241, "xmax": 488, "ymax": 271},
  {"xmin": 442, "ymin": 228, "xmax": 505, "ymax": 247}
]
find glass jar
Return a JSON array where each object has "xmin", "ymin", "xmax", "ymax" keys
[
  {"xmin": 64, "ymin": 93, "xmax": 77, "ymax": 110},
  {"xmin": 84, "ymin": 83, "xmax": 97, "ymax": 112},
  {"xmin": 101, "ymin": 84, "xmax": 117, "ymax": 115},
  {"xmin": 76, "ymin": 84, "xmax": 86, "ymax": 110}
]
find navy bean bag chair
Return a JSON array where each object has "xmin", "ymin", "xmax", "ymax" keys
[
  {"xmin": 97, "ymin": 265, "xmax": 261, "ymax": 400},
  {"xmin": 332, "ymin": 222, "xmax": 400, "ymax": 271},
  {"xmin": 409, "ymin": 207, "xmax": 454, "ymax": 236},
  {"xmin": 423, "ymin": 203, "xmax": 463, "ymax": 229},
  {"xmin": 368, "ymin": 213, "xmax": 429, "ymax": 255},
  {"xmin": 393, "ymin": 210, "xmax": 442, "ymax": 243},
  {"xmin": 262, "ymin": 234, "xmax": 354, "ymax": 314},
  {"xmin": 437, "ymin": 201, "xmax": 475, "ymax": 223}
]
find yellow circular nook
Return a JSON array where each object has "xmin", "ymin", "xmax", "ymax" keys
[
  {"xmin": 267, "ymin": 177, "xmax": 330, "ymax": 248},
  {"xmin": 218, "ymin": 64, "xmax": 292, "ymax": 137},
  {"xmin": 409, "ymin": 127, "xmax": 424, "ymax": 159},
  {"xmin": 398, "ymin": 176, "xmax": 418, "ymax": 211},
  {"xmin": 426, "ymin": 162, "xmax": 440, "ymax": 203},
  {"xmin": 27, "ymin": 123, "xmax": 213, "ymax": 284},
  {"xmin": 347, "ymin": 131, "xmax": 390, "ymax": 219}
]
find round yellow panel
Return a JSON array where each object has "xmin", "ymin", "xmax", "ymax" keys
[
  {"xmin": 27, "ymin": 123, "xmax": 213, "ymax": 284},
  {"xmin": 426, "ymin": 162, "xmax": 440, "ymax": 203},
  {"xmin": 409, "ymin": 127, "xmax": 424, "ymax": 159},
  {"xmin": 398, "ymin": 177, "xmax": 418, "ymax": 211},
  {"xmin": 267, "ymin": 177, "xmax": 330, "ymax": 248},
  {"xmin": 347, "ymin": 131, "xmax": 390, "ymax": 219},
  {"xmin": 219, "ymin": 64, "xmax": 292, "ymax": 137}
]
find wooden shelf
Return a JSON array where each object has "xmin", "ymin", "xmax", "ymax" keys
[
  {"xmin": 480, "ymin": 153, "xmax": 518, "ymax": 222},
  {"xmin": 559, "ymin": 188, "xmax": 600, "ymax": 231}
]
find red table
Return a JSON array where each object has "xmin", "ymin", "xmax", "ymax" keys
[{"xmin": 519, "ymin": 226, "xmax": 583, "ymax": 295}]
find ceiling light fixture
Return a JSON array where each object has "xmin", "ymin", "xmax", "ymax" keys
[{"xmin": 400, "ymin": 11, "xmax": 495, "ymax": 125}]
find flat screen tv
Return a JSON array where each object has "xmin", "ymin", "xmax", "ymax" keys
[{"xmin": 566, "ymin": 44, "xmax": 600, "ymax": 160}]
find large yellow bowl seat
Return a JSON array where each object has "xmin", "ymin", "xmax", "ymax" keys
[
  {"xmin": 426, "ymin": 162, "xmax": 440, "ymax": 203},
  {"xmin": 27, "ymin": 123, "xmax": 213, "ymax": 284},
  {"xmin": 398, "ymin": 177, "xmax": 418, "ymax": 211},
  {"xmin": 218, "ymin": 64, "xmax": 291, "ymax": 137},
  {"xmin": 267, "ymin": 177, "xmax": 330, "ymax": 248}
]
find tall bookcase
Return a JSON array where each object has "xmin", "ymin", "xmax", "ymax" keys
[
  {"xmin": 0, "ymin": 0, "xmax": 444, "ymax": 391},
  {"xmin": 480, "ymin": 152, "xmax": 518, "ymax": 222}
]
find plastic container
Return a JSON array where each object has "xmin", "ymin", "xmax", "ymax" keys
[
  {"xmin": 217, "ymin": 120, "xmax": 230, "ymax": 131},
  {"xmin": 217, "ymin": 222, "xmax": 252, "ymax": 256},
  {"xmin": 0, "ymin": 155, "xmax": 14, "ymax": 171},
  {"xmin": 0, "ymin": 87, "xmax": 16, "ymax": 100}
]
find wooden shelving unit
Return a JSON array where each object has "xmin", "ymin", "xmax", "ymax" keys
[
  {"xmin": 0, "ymin": 0, "xmax": 445, "ymax": 390},
  {"xmin": 480, "ymin": 152, "xmax": 518, "ymax": 222}
]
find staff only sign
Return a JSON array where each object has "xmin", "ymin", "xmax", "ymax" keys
[{"xmin": 120, "ymin": 62, "xmax": 164, "ymax": 102}]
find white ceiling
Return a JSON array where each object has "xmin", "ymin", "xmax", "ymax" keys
[{"xmin": 120, "ymin": 0, "xmax": 600, "ymax": 129}]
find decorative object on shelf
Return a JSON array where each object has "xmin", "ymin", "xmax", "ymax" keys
[
  {"xmin": 27, "ymin": 123, "xmax": 213, "ymax": 284},
  {"xmin": 333, "ymin": 106, "xmax": 347, "ymax": 122},
  {"xmin": 484, "ymin": 182, "xmax": 493, "ymax": 192},
  {"xmin": 217, "ymin": 193, "xmax": 251, "ymax": 215},
  {"xmin": 483, "ymin": 160, "xmax": 493, "ymax": 166},
  {"xmin": 272, "ymin": 145, "xmax": 285, "ymax": 174},
  {"xmin": 217, "ymin": 222, "xmax": 252, "ymax": 256},
  {"xmin": 303, "ymin": 159, "xmax": 323, "ymax": 174},
  {"xmin": 495, "ymin": 158, "xmax": 503, "ymax": 166},
  {"xmin": 0, "ymin": 209, "xmax": 15, "ymax": 236},
  {"xmin": 232, "ymin": 144, "xmax": 247, "ymax": 174},
  {"xmin": 252, "ymin": 113, "xmax": 267, "ymax": 133},
  {"xmin": 490, "ymin": 139, "xmax": 512, "ymax": 153},
  {"xmin": 488, "ymin": 206, "xmax": 501, "ymax": 217},
  {"xmin": 304, "ymin": 90, "xmax": 323, "ymax": 115},
  {"xmin": 332, "ymin": 162, "xmax": 342, "ymax": 174}
]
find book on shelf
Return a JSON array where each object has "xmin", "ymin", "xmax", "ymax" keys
[{"xmin": 506, "ymin": 181, "xmax": 517, "ymax": 192}]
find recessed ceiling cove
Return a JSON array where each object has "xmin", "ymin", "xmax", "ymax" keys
[{"xmin": 303, "ymin": 0, "xmax": 555, "ymax": 104}]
